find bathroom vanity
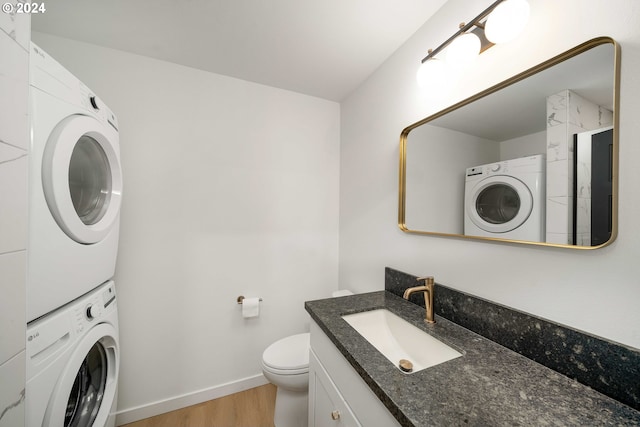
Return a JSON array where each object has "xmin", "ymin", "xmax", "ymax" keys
[
  {"xmin": 309, "ymin": 319, "xmax": 401, "ymax": 426},
  {"xmin": 305, "ymin": 289, "xmax": 640, "ymax": 426}
]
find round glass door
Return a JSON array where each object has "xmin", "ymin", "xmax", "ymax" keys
[
  {"xmin": 466, "ymin": 175, "xmax": 532, "ymax": 233},
  {"xmin": 42, "ymin": 114, "xmax": 122, "ymax": 244},
  {"xmin": 475, "ymin": 183, "xmax": 521, "ymax": 224},
  {"xmin": 44, "ymin": 324, "xmax": 119, "ymax": 427},
  {"xmin": 65, "ymin": 343, "xmax": 107, "ymax": 427},
  {"xmin": 68, "ymin": 136, "xmax": 112, "ymax": 226}
]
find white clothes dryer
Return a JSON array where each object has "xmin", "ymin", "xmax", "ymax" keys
[
  {"xmin": 464, "ymin": 155, "xmax": 545, "ymax": 242},
  {"xmin": 26, "ymin": 280, "xmax": 120, "ymax": 427},
  {"xmin": 28, "ymin": 43, "xmax": 123, "ymax": 322}
]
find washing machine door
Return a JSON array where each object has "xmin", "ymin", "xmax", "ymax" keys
[
  {"xmin": 42, "ymin": 114, "xmax": 122, "ymax": 244},
  {"xmin": 466, "ymin": 175, "xmax": 533, "ymax": 234},
  {"xmin": 43, "ymin": 323, "xmax": 119, "ymax": 427}
]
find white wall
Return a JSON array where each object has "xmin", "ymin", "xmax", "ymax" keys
[
  {"xmin": 32, "ymin": 32, "xmax": 340, "ymax": 423},
  {"xmin": 405, "ymin": 124, "xmax": 498, "ymax": 233},
  {"xmin": 0, "ymin": 7, "xmax": 29, "ymax": 427},
  {"xmin": 339, "ymin": 0, "xmax": 640, "ymax": 349},
  {"xmin": 500, "ymin": 130, "xmax": 546, "ymax": 160}
]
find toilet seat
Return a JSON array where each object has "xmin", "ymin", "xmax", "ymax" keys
[
  {"xmin": 262, "ymin": 333, "xmax": 310, "ymax": 374},
  {"xmin": 262, "ymin": 365, "xmax": 308, "ymax": 376}
]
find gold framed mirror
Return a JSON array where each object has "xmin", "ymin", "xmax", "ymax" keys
[{"xmin": 398, "ymin": 37, "xmax": 620, "ymax": 249}]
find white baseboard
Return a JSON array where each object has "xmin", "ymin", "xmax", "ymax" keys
[{"xmin": 115, "ymin": 374, "xmax": 270, "ymax": 426}]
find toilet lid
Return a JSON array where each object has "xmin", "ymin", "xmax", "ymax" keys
[{"xmin": 262, "ymin": 333, "xmax": 310, "ymax": 371}]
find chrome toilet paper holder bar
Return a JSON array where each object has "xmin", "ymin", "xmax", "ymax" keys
[{"xmin": 237, "ymin": 295, "xmax": 263, "ymax": 304}]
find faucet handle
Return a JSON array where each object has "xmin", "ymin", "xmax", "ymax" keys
[{"xmin": 416, "ymin": 276, "xmax": 434, "ymax": 285}]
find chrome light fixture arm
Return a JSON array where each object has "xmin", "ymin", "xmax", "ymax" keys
[{"xmin": 421, "ymin": 0, "xmax": 504, "ymax": 63}]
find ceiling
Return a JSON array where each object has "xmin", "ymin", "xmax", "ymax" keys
[
  {"xmin": 32, "ymin": 0, "xmax": 449, "ymax": 101},
  {"xmin": 428, "ymin": 43, "xmax": 615, "ymax": 142}
]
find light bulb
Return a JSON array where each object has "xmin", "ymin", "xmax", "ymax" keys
[
  {"xmin": 485, "ymin": 0, "xmax": 530, "ymax": 44},
  {"xmin": 416, "ymin": 58, "xmax": 446, "ymax": 88},
  {"xmin": 445, "ymin": 33, "xmax": 481, "ymax": 69}
]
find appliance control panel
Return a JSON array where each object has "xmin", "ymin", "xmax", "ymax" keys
[
  {"xmin": 466, "ymin": 161, "xmax": 509, "ymax": 177},
  {"xmin": 26, "ymin": 281, "xmax": 117, "ymax": 362},
  {"xmin": 467, "ymin": 155, "xmax": 545, "ymax": 178},
  {"xmin": 72, "ymin": 282, "xmax": 117, "ymax": 334},
  {"xmin": 78, "ymin": 82, "xmax": 120, "ymax": 131}
]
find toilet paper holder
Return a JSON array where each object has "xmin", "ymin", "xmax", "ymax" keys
[{"xmin": 237, "ymin": 295, "xmax": 262, "ymax": 304}]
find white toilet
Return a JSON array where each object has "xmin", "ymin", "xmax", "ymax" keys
[
  {"xmin": 262, "ymin": 333, "xmax": 311, "ymax": 427},
  {"xmin": 261, "ymin": 290, "xmax": 353, "ymax": 427}
]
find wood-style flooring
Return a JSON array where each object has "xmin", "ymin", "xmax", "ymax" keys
[{"xmin": 121, "ymin": 384, "xmax": 276, "ymax": 427}]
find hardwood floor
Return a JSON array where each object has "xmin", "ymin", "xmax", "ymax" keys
[{"xmin": 121, "ymin": 384, "xmax": 277, "ymax": 427}]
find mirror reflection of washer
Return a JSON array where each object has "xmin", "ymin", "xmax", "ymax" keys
[
  {"xmin": 28, "ymin": 43, "xmax": 122, "ymax": 322},
  {"xmin": 26, "ymin": 281, "xmax": 120, "ymax": 427},
  {"xmin": 464, "ymin": 155, "xmax": 545, "ymax": 242}
]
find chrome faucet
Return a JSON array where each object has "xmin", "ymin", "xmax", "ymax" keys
[{"xmin": 403, "ymin": 276, "xmax": 436, "ymax": 324}]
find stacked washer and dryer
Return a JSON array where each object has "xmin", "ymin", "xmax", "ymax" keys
[{"xmin": 26, "ymin": 43, "xmax": 123, "ymax": 427}]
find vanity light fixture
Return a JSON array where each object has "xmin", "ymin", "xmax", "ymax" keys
[{"xmin": 416, "ymin": 0, "xmax": 530, "ymax": 88}]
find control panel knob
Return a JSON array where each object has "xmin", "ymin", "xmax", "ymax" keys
[
  {"xmin": 89, "ymin": 96, "xmax": 99, "ymax": 110},
  {"xmin": 490, "ymin": 164, "xmax": 501, "ymax": 172},
  {"xmin": 86, "ymin": 304, "xmax": 100, "ymax": 320}
]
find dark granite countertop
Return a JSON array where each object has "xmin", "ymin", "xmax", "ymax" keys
[{"xmin": 305, "ymin": 291, "xmax": 640, "ymax": 427}]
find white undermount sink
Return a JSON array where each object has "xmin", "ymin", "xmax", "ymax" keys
[{"xmin": 342, "ymin": 309, "xmax": 462, "ymax": 373}]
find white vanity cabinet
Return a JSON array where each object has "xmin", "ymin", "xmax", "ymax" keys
[
  {"xmin": 309, "ymin": 320, "xmax": 401, "ymax": 427},
  {"xmin": 309, "ymin": 350, "xmax": 361, "ymax": 427}
]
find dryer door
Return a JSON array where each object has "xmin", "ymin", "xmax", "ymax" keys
[
  {"xmin": 43, "ymin": 323, "xmax": 119, "ymax": 427},
  {"xmin": 42, "ymin": 114, "xmax": 122, "ymax": 244},
  {"xmin": 466, "ymin": 175, "xmax": 533, "ymax": 234}
]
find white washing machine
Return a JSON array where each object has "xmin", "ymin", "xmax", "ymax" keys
[
  {"xmin": 464, "ymin": 154, "xmax": 545, "ymax": 242},
  {"xmin": 28, "ymin": 43, "xmax": 123, "ymax": 322},
  {"xmin": 26, "ymin": 280, "xmax": 120, "ymax": 427}
]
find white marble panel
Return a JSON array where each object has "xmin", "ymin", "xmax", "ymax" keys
[
  {"xmin": 0, "ymin": 20, "xmax": 27, "ymax": 427},
  {"xmin": 599, "ymin": 107, "xmax": 613, "ymax": 127},
  {"xmin": 566, "ymin": 195, "xmax": 574, "ymax": 241},
  {"xmin": 576, "ymin": 198, "xmax": 591, "ymax": 234},
  {"xmin": 546, "ymin": 196, "xmax": 570, "ymax": 234},
  {"xmin": 0, "ymin": 151, "xmax": 28, "ymax": 255},
  {"xmin": 0, "ymin": 351, "xmax": 25, "ymax": 427},
  {"xmin": 0, "ymin": 1, "xmax": 30, "ymax": 51},
  {"xmin": 544, "ymin": 89, "xmax": 610, "ymax": 243},
  {"xmin": 0, "ymin": 78, "xmax": 29, "ymax": 150},
  {"xmin": 0, "ymin": 1, "xmax": 18, "ymax": 37},
  {"xmin": 546, "ymin": 232, "xmax": 571, "ymax": 245},
  {"xmin": 546, "ymin": 90, "xmax": 568, "ymax": 127},
  {"xmin": 0, "ymin": 251, "xmax": 26, "ymax": 363},
  {"xmin": 576, "ymin": 136, "xmax": 592, "ymax": 199},
  {"xmin": 568, "ymin": 123, "xmax": 588, "ymax": 159},
  {"xmin": 546, "ymin": 160, "xmax": 569, "ymax": 198},
  {"xmin": 0, "ymin": 141, "xmax": 24, "ymax": 163},
  {"xmin": 0, "ymin": 33, "xmax": 29, "ymax": 149},
  {"xmin": 576, "ymin": 233, "xmax": 591, "ymax": 246},
  {"xmin": 568, "ymin": 91, "xmax": 601, "ymax": 129},
  {"xmin": 568, "ymin": 123, "xmax": 588, "ymax": 141},
  {"xmin": 546, "ymin": 123, "xmax": 568, "ymax": 162}
]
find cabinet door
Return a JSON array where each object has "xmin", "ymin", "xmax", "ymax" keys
[{"xmin": 309, "ymin": 351, "xmax": 361, "ymax": 427}]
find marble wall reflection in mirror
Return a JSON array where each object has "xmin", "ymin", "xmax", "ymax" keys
[{"xmin": 399, "ymin": 38, "xmax": 619, "ymax": 249}]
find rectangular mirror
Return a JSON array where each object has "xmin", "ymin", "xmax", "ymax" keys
[{"xmin": 399, "ymin": 37, "xmax": 620, "ymax": 249}]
